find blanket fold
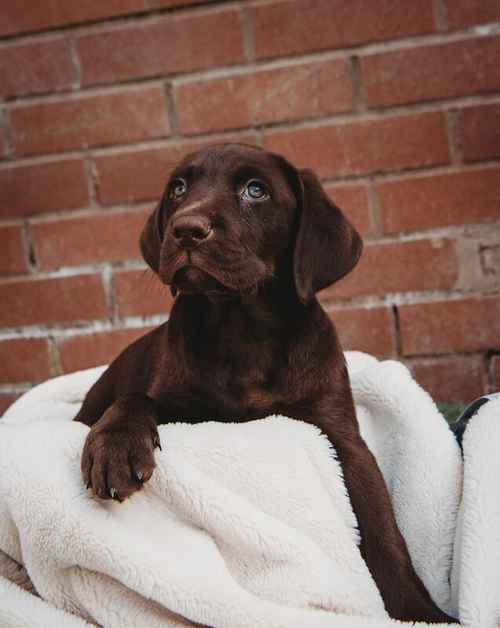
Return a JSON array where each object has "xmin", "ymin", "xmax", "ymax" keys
[{"xmin": 0, "ymin": 352, "xmax": 497, "ymax": 627}]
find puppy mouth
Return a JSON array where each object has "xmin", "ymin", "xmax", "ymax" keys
[
  {"xmin": 161, "ymin": 248, "xmax": 271, "ymax": 297},
  {"xmin": 164, "ymin": 249, "xmax": 229, "ymax": 294},
  {"xmin": 172, "ymin": 265, "xmax": 228, "ymax": 296}
]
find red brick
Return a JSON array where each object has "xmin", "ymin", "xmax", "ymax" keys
[
  {"xmin": 148, "ymin": 0, "xmax": 200, "ymax": 7},
  {"xmin": 378, "ymin": 166, "xmax": 500, "ymax": 234},
  {"xmin": 444, "ymin": 0, "xmax": 500, "ymax": 30},
  {"xmin": 0, "ymin": 274, "xmax": 108, "ymax": 327},
  {"xmin": 11, "ymin": 87, "xmax": 170, "ymax": 157},
  {"xmin": 361, "ymin": 36, "xmax": 500, "ymax": 107},
  {"xmin": 175, "ymin": 59, "xmax": 354, "ymax": 135},
  {"xmin": 114, "ymin": 268, "xmax": 174, "ymax": 317},
  {"xmin": 324, "ymin": 184, "xmax": 371, "ymax": 236},
  {"xmin": 78, "ymin": 9, "xmax": 244, "ymax": 86},
  {"xmin": 0, "ymin": 393, "xmax": 20, "ymax": 416},
  {"xmin": 459, "ymin": 103, "xmax": 500, "ymax": 162},
  {"xmin": 407, "ymin": 355, "xmax": 487, "ymax": 402},
  {"xmin": 251, "ymin": 0, "xmax": 435, "ymax": 60},
  {"xmin": 94, "ymin": 133, "xmax": 258, "ymax": 205},
  {"xmin": 322, "ymin": 238, "xmax": 458, "ymax": 300},
  {"xmin": 325, "ymin": 306, "xmax": 395, "ymax": 356},
  {"xmin": 58, "ymin": 326, "xmax": 154, "ymax": 373},
  {"xmin": 95, "ymin": 146, "xmax": 178, "ymax": 205},
  {"xmin": 32, "ymin": 207, "xmax": 149, "ymax": 270},
  {"xmin": 0, "ymin": 224, "xmax": 27, "ymax": 274},
  {"xmin": 264, "ymin": 112, "xmax": 449, "ymax": 178},
  {"xmin": 399, "ymin": 296, "xmax": 500, "ymax": 355},
  {"xmin": 0, "ymin": 338, "xmax": 52, "ymax": 383},
  {"xmin": 0, "ymin": 39, "xmax": 75, "ymax": 99},
  {"xmin": 492, "ymin": 355, "xmax": 500, "ymax": 390},
  {"xmin": 0, "ymin": 159, "xmax": 89, "ymax": 219},
  {"xmin": 0, "ymin": 1, "xmax": 150, "ymax": 36}
]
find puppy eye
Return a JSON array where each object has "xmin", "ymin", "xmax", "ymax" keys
[
  {"xmin": 243, "ymin": 179, "xmax": 269, "ymax": 201},
  {"xmin": 170, "ymin": 178, "xmax": 187, "ymax": 199}
]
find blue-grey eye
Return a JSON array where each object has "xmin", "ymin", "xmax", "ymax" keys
[
  {"xmin": 243, "ymin": 179, "xmax": 268, "ymax": 200},
  {"xmin": 171, "ymin": 178, "xmax": 187, "ymax": 199}
]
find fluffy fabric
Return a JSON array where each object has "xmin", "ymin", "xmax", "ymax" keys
[{"xmin": 0, "ymin": 352, "xmax": 496, "ymax": 627}]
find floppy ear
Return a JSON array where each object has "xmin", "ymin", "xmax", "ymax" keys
[
  {"xmin": 293, "ymin": 169, "xmax": 363, "ymax": 303},
  {"xmin": 140, "ymin": 201, "xmax": 164, "ymax": 273}
]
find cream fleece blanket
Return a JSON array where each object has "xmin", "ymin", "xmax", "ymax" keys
[{"xmin": 0, "ymin": 352, "xmax": 498, "ymax": 627}]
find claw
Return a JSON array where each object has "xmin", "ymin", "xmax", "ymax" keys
[
  {"xmin": 153, "ymin": 435, "xmax": 162, "ymax": 451},
  {"xmin": 134, "ymin": 470, "xmax": 144, "ymax": 482},
  {"xmin": 86, "ymin": 480, "xmax": 92, "ymax": 490},
  {"xmin": 110, "ymin": 487, "xmax": 117, "ymax": 499}
]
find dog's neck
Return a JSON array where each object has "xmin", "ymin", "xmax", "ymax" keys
[
  {"xmin": 166, "ymin": 280, "xmax": 319, "ymax": 367},
  {"xmin": 162, "ymin": 281, "xmax": 342, "ymax": 419}
]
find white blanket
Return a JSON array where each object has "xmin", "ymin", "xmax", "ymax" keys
[{"xmin": 0, "ymin": 352, "xmax": 498, "ymax": 627}]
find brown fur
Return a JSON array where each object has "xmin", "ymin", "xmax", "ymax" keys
[{"xmin": 75, "ymin": 144, "xmax": 455, "ymax": 623}]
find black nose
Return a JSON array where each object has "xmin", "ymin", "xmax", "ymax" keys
[{"xmin": 172, "ymin": 215, "xmax": 212, "ymax": 248}]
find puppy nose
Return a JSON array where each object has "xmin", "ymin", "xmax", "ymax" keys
[{"xmin": 172, "ymin": 215, "xmax": 212, "ymax": 248}]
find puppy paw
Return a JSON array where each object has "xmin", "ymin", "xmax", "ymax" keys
[{"xmin": 81, "ymin": 403, "xmax": 161, "ymax": 502}]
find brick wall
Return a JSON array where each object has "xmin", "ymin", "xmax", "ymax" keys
[{"xmin": 1, "ymin": 0, "xmax": 499, "ymax": 414}]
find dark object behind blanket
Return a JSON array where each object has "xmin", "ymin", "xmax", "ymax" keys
[
  {"xmin": 451, "ymin": 392, "xmax": 500, "ymax": 447},
  {"xmin": 74, "ymin": 143, "xmax": 456, "ymax": 624}
]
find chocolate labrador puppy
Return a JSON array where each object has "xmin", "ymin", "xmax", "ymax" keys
[{"xmin": 75, "ymin": 143, "xmax": 454, "ymax": 623}]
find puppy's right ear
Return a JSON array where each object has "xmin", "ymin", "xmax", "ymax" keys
[{"xmin": 140, "ymin": 201, "xmax": 164, "ymax": 273}]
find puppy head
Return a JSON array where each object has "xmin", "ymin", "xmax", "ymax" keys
[{"xmin": 141, "ymin": 143, "xmax": 362, "ymax": 302}]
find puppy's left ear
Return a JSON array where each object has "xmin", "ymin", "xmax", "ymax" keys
[
  {"xmin": 293, "ymin": 169, "xmax": 363, "ymax": 303},
  {"xmin": 140, "ymin": 201, "xmax": 164, "ymax": 274}
]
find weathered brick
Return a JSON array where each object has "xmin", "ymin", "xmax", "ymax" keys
[
  {"xmin": 264, "ymin": 112, "xmax": 449, "ymax": 178},
  {"xmin": 32, "ymin": 207, "xmax": 149, "ymax": 270},
  {"xmin": 11, "ymin": 87, "xmax": 170, "ymax": 157},
  {"xmin": 251, "ymin": 0, "xmax": 435, "ymax": 60},
  {"xmin": 94, "ymin": 133, "xmax": 258, "ymax": 205},
  {"xmin": 0, "ymin": 0, "xmax": 151, "ymax": 36},
  {"xmin": 459, "ymin": 103, "xmax": 500, "ymax": 163},
  {"xmin": 175, "ymin": 59, "xmax": 354, "ymax": 134},
  {"xmin": 407, "ymin": 355, "xmax": 487, "ymax": 402},
  {"xmin": 95, "ymin": 145, "xmax": 188, "ymax": 205},
  {"xmin": 399, "ymin": 296, "xmax": 500, "ymax": 355},
  {"xmin": 0, "ymin": 224, "xmax": 27, "ymax": 274},
  {"xmin": 325, "ymin": 306, "xmax": 395, "ymax": 356},
  {"xmin": 114, "ymin": 268, "xmax": 174, "ymax": 317},
  {"xmin": 361, "ymin": 35, "xmax": 500, "ymax": 107},
  {"xmin": 149, "ymin": 0, "xmax": 201, "ymax": 7},
  {"xmin": 378, "ymin": 166, "xmax": 500, "ymax": 233},
  {"xmin": 0, "ymin": 394, "xmax": 20, "ymax": 417},
  {"xmin": 78, "ymin": 8, "xmax": 245, "ymax": 86},
  {"xmin": 322, "ymin": 238, "xmax": 458, "ymax": 299},
  {"xmin": 58, "ymin": 326, "xmax": 154, "ymax": 373},
  {"xmin": 324, "ymin": 184, "xmax": 371, "ymax": 236},
  {"xmin": 444, "ymin": 0, "xmax": 500, "ymax": 30},
  {"xmin": 0, "ymin": 159, "xmax": 89, "ymax": 219},
  {"xmin": 0, "ymin": 38, "xmax": 76, "ymax": 99},
  {"xmin": 0, "ymin": 274, "xmax": 108, "ymax": 327},
  {"xmin": 0, "ymin": 337, "xmax": 52, "ymax": 383}
]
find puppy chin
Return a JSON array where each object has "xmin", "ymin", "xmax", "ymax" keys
[
  {"xmin": 160, "ymin": 250, "xmax": 271, "ymax": 298},
  {"xmin": 172, "ymin": 266, "xmax": 229, "ymax": 296}
]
